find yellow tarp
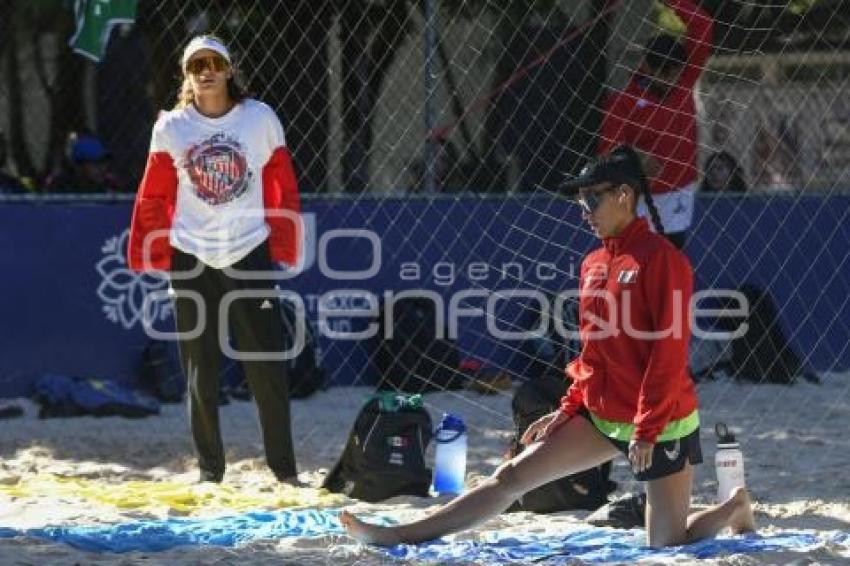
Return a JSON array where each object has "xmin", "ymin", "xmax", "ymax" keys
[{"xmin": 0, "ymin": 474, "xmax": 343, "ymax": 515}]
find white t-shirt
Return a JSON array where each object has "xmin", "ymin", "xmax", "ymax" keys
[{"xmin": 150, "ymin": 99, "xmax": 285, "ymax": 268}]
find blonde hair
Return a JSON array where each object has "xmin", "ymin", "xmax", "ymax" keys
[{"xmin": 174, "ymin": 35, "xmax": 248, "ymax": 110}]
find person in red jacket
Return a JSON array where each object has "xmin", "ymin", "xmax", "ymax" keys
[
  {"xmin": 598, "ymin": 0, "xmax": 713, "ymax": 249},
  {"xmin": 340, "ymin": 146, "xmax": 754, "ymax": 548},
  {"xmin": 127, "ymin": 35, "xmax": 302, "ymax": 484}
]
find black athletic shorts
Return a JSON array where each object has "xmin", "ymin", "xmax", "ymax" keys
[{"xmin": 578, "ymin": 407, "xmax": 703, "ymax": 482}]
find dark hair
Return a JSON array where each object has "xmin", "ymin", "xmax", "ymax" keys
[
  {"xmin": 609, "ymin": 146, "xmax": 666, "ymax": 236},
  {"xmin": 638, "ymin": 177, "xmax": 665, "ymax": 235},
  {"xmin": 174, "ymin": 36, "xmax": 248, "ymax": 110},
  {"xmin": 644, "ymin": 35, "xmax": 687, "ymax": 73}
]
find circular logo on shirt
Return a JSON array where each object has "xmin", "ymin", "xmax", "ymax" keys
[{"xmin": 185, "ymin": 132, "xmax": 252, "ymax": 205}]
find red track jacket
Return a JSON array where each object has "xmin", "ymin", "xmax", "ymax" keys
[
  {"xmin": 597, "ymin": 0, "xmax": 713, "ymax": 194},
  {"xmin": 560, "ymin": 218, "xmax": 698, "ymax": 443}
]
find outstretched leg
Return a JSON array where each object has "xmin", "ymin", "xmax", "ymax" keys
[{"xmin": 341, "ymin": 414, "xmax": 619, "ymax": 545}]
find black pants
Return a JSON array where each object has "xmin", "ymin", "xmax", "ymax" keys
[{"xmin": 170, "ymin": 240, "xmax": 296, "ymax": 481}]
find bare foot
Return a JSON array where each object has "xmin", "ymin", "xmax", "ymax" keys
[
  {"xmin": 339, "ymin": 509, "xmax": 401, "ymax": 546},
  {"xmin": 728, "ymin": 487, "xmax": 756, "ymax": 534}
]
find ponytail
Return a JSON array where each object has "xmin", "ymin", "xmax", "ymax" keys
[
  {"xmin": 640, "ymin": 181, "xmax": 666, "ymax": 236},
  {"xmin": 617, "ymin": 145, "xmax": 666, "ymax": 235}
]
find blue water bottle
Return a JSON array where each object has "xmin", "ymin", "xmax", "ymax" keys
[{"xmin": 431, "ymin": 413, "xmax": 467, "ymax": 496}]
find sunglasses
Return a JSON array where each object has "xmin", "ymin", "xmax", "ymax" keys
[
  {"xmin": 186, "ymin": 55, "xmax": 230, "ymax": 75},
  {"xmin": 576, "ymin": 185, "xmax": 619, "ymax": 214}
]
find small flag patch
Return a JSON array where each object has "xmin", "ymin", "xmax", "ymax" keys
[{"xmin": 618, "ymin": 270, "xmax": 638, "ymax": 283}]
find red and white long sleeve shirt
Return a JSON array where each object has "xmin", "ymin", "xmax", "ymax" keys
[
  {"xmin": 560, "ymin": 219, "xmax": 699, "ymax": 443},
  {"xmin": 127, "ymin": 99, "xmax": 301, "ymax": 271}
]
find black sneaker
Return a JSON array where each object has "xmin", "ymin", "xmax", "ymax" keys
[
  {"xmin": 198, "ymin": 470, "xmax": 223, "ymax": 484},
  {"xmin": 273, "ymin": 470, "xmax": 308, "ymax": 487},
  {"xmin": 586, "ymin": 492, "xmax": 646, "ymax": 529}
]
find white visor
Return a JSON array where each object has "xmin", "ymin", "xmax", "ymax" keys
[{"xmin": 181, "ymin": 36, "xmax": 231, "ymax": 70}]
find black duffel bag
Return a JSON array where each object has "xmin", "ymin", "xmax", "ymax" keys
[{"xmin": 507, "ymin": 374, "xmax": 616, "ymax": 513}]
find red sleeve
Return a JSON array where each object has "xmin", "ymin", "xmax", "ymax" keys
[
  {"xmin": 559, "ymin": 373, "xmax": 584, "ymax": 417},
  {"xmin": 597, "ymin": 93, "xmax": 633, "ymax": 155},
  {"xmin": 561, "ymin": 259, "xmax": 590, "ymax": 416},
  {"xmin": 633, "ymin": 248, "xmax": 693, "ymax": 443},
  {"xmin": 127, "ymin": 152, "xmax": 177, "ymax": 272},
  {"xmin": 262, "ymin": 146, "xmax": 302, "ymax": 266},
  {"xmin": 667, "ymin": 0, "xmax": 713, "ymax": 90}
]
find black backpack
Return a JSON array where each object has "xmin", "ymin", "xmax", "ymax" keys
[
  {"xmin": 718, "ymin": 283, "xmax": 817, "ymax": 385},
  {"xmin": 371, "ymin": 297, "xmax": 465, "ymax": 393},
  {"xmin": 140, "ymin": 340, "xmax": 185, "ymax": 403},
  {"xmin": 322, "ymin": 393, "xmax": 433, "ymax": 502},
  {"xmin": 507, "ymin": 374, "xmax": 616, "ymax": 513},
  {"xmin": 516, "ymin": 295, "xmax": 582, "ymax": 382}
]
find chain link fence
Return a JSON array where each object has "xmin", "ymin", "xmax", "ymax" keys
[
  {"xmin": 3, "ymin": 1, "xmax": 848, "ymax": 195},
  {"xmin": 1, "ymin": 2, "xmax": 850, "ymax": 522}
]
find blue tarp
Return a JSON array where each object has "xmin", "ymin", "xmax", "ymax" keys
[
  {"xmin": 387, "ymin": 528, "xmax": 848, "ymax": 563},
  {"xmin": 0, "ymin": 509, "xmax": 346, "ymax": 553},
  {"xmin": 1, "ymin": 509, "xmax": 847, "ymax": 562}
]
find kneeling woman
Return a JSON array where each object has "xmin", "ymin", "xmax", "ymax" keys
[{"xmin": 341, "ymin": 146, "xmax": 755, "ymax": 548}]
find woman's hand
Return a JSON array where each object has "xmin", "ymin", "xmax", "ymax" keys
[
  {"xmin": 628, "ymin": 439, "xmax": 654, "ymax": 473},
  {"xmin": 520, "ymin": 410, "xmax": 570, "ymax": 445}
]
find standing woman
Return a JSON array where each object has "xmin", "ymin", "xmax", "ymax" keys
[
  {"xmin": 127, "ymin": 35, "xmax": 302, "ymax": 484},
  {"xmin": 341, "ymin": 146, "xmax": 755, "ymax": 548},
  {"xmin": 598, "ymin": 0, "xmax": 713, "ymax": 248}
]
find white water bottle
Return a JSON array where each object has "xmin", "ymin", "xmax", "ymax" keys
[
  {"xmin": 431, "ymin": 413, "xmax": 467, "ymax": 496},
  {"xmin": 715, "ymin": 423, "xmax": 745, "ymax": 502}
]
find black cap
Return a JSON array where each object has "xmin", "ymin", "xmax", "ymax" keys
[{"xmin": 560, "ymin": 145, "xmax": 648, "ymax": 195}]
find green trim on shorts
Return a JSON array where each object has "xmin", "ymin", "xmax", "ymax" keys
[{"xmin": 588, "ymin": 409, "xmax": 699, "ymax": 442}]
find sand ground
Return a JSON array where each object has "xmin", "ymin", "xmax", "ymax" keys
[{"xmin": 1, "ymin": 374, "xmax": 849, "ymax": 564}]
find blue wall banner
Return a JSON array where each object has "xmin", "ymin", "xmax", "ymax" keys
[{"xmin": 1, "ymin": 194, "xmax": 848, "ymax": 397}]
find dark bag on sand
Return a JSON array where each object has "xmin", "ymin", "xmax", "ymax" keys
[
  {"xmin": 35, "ymin": 374, "xmax": 160, "ymax": 418},
  {"xmin": 371, "ymin": 297, "xmax": 465, "ymax": 393},
  {"xmin": 322, "ymin": 393, "xmax": 433, "ymax": 502},
  {"xmin": 586, "ymin": 492, "xmax": 646, "ymax": 529},
  {"xmin": 140, "ymin": 340, "xmax": 185, "ymax": 403},
  {"xmin": 507, "ymin": 374, "xmax": 616, "ymax": 513},
  {"xmin": 719, "ymin": 283, "xmax": 817, "ymax": 384},
  {"xmin": 516, "ymin": 295, "xmax": 582, "ymax": 382}
]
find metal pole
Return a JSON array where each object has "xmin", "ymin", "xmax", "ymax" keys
[{"xmin": 423, "ymin": 0, "xmax": 438, "ymax": 193}]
